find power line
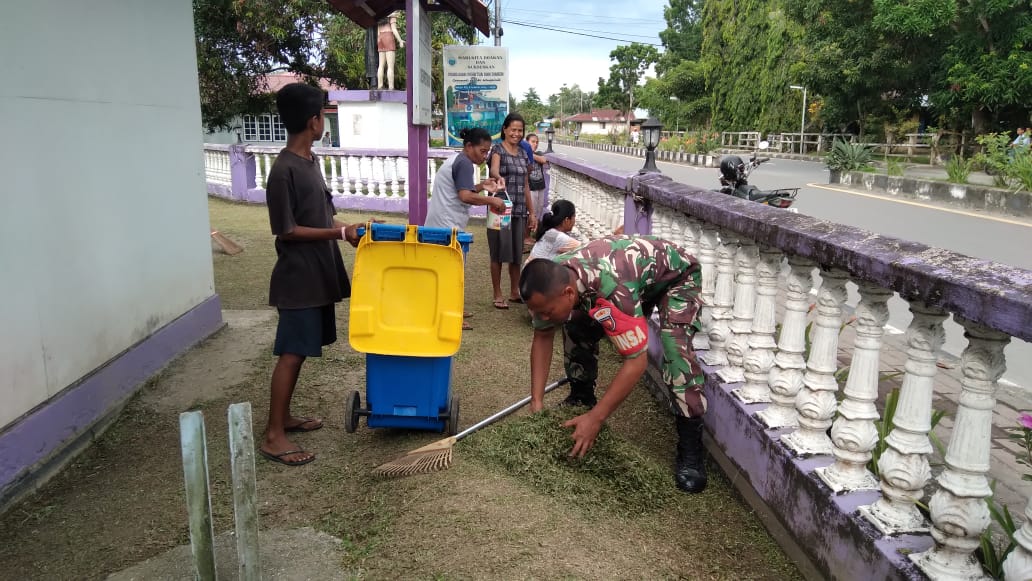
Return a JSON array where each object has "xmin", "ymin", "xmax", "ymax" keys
[
  {"xmin": 502, "ymin": 19, "xmax": 664, "ymax": 46},
  {"xmin": 506, "ymin": 7, "xmax": 665, "ymax": 25},
  {"xmin": 506, "ymin": 18, "xmax": 661, "ymax": 39}
]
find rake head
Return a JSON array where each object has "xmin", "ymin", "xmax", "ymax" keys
[{"xmin": 372, "ymin": 436, "xmax": 456, "ymax": 478}]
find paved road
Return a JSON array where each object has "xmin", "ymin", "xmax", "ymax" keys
[{"xmin": 554, "ymin": 145, "xmax": 1032, "ymax": 389}]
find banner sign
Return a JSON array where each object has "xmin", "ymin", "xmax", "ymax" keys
[{"xmin": 442, "ymin": 46, "xmax": 509, "ymax": 146}]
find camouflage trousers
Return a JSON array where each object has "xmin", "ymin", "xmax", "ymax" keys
[{"xmin": 563, "ymin": 278, "xmax": 706, "ymax": 417}]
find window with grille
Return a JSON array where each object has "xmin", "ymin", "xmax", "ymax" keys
[{"xmin": 243, "ymin": 114, "xmax": 287, "ymax": 142}]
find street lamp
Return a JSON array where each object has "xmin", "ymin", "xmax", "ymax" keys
[
  {"xmin": 639, "ymin": 117, "xmax": 662, "ymax": 174},
  {"xmin": 545, "ymin": 127, "xmax": 555, "ymax": 153},
  {"xmin": 669, "ymin": 95, "xmax": 680, "ymax": 134},
  {"xmin": 790, "ymin": 85, "xmax": 807, "ymax": 155}
]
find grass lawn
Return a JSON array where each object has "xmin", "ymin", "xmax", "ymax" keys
[{"xmin": 0, "ymin": 197, "xmax": 801, "ymax": 580}]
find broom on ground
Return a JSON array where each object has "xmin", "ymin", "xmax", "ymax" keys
[{"xmin": 372, "ymin": 378, "xmax": 569, "ymax": 477}]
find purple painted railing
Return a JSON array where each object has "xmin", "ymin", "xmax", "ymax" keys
[{"xmin": 545, "ymin": 153, "xmax": 1032, "ymax": 581}]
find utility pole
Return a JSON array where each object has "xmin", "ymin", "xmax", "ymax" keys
[{"xmin": 494, "ymin": 0, "xmax": 501, "ymax": 46}]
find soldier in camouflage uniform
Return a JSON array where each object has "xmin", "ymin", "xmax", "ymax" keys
[{"xmin": 519, "ymin": 235, "xmax": 709, "ymax": 493}]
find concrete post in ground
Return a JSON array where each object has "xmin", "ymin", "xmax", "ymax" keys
[
  {"xmin": 179, "ymin": 411, "xmax": 218, "ymax": 581},
  {"xmin": 228, "ymin": 403, "xmax": 261, "ymax": 581}
]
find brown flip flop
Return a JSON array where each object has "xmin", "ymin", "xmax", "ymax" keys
[
  {"xmin": 259, "ymin": 448, "xmax": 315, "ymax": 466},
  {"xmin": 493, "ymin": 299, "xmax": 509, "ymax": 310}
]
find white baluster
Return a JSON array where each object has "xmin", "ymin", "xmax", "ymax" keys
[
  {"xmin": 860, "ymin": 301, "xmax": 947, "ymax": 535},
  {"xmin": 317, "ymin": 152, "xmax": 329, "ymax": 189},
  {"xmin": 720, "ymin": 239, "xmax": 759, "ymax": 384},
  {"xmin": 328, "ymin": 155, "xmax": 340, "ymax": 196},
  {"xmin": 735, "ymin": 246, "xmax": 782, "ymax": 403},
  {"xmin": 390, "ymin": 157, "xmax": 401, "ymax": 197},
  {"xmin": 692, "ymin": 224, "xmax": 719, "ymax": 351},
  {"xmin": 700, "ymin": 231, "xmax": 738, "ymax": 367},
  {"xmin": 381, "ymin": 156, "xmax": 391, "ymax": 197},
  {"xmin": 681, "ymin": 217, "xmax": 702, "ymax": 258},
  {"xmin": 348, "ymin": 156, "xmax": 360, "ymax": 194},
  {"xmin": 783, "ymin": 268, "xmax": 848, "ymax": 456},
  {"xmin": 1004, "ymin": 497, "xmax": 1032, "ymax": 580},
  {"xmin": 816, "ymin": 283, "xmax": 892, "ymax": 492},
  {"xmin": 757, "ymin": 256, "xmax": 814, "ymax": 429},
  {"xmin": 913, "ymin": 319, "xmax": 1010, "ymax": 578},
  {"xmin": 653, "ymin": 206, "xmax": 674, "ymax": 241}
]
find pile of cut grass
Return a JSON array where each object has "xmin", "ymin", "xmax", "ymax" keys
[{"xmin": 465, "ymin": 408, "xmax": 677, "ymax": 516}]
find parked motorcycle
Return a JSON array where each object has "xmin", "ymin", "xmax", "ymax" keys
[{"xmin": 718, "ymin": 141, "xmax": 799, "ymax": 211}]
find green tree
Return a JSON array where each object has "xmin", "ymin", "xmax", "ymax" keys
[
  {"xmin": 918, "ymin": 0, "xmax": 1032, "ymax": 132},
  {"xmin": 595, "ymin": 43, "xmax": 660, "ymax": 132},
  {"xmin": 700, "ymin": 1, "xmax": 804, "ymax": 133},
  {"xmin": 193, "ymin": 0, "xmax": 477, "ymax": 132},
  {"xmin": 640, "ymin": 0, "xmax": 709, "ymax": 130},
  {"xmin": 518, "ymin": 88, "xmax": 550, "ymax": 127},
  {"xmin": 657, "ymin": 0, "xmax": 704, "ymax": 74}
]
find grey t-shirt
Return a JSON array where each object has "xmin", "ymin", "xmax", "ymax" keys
[
  {"xmin": 426, "ymin": 152, "xmax": 477, "ymax": 230},
  {"xmin": 266, "ymin": 149, "xmax": 351, "ymax": 309},
  {"xmin": 529, "ymin": 229, "xmax": 579, "ymax": 261}
]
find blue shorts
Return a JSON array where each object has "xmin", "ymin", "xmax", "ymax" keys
[{"xmin": 273, "ymin": 305, "xmax": 337, "ymax": 357}]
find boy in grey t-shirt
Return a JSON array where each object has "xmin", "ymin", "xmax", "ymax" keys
[{"xmin": 260, "ymin": 84, "xmax": 364, "ymax": 467}]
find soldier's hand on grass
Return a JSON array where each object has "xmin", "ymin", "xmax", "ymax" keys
[{"xmin": 564, "ymin": 411, "xmax": 604, "ymax": 458}]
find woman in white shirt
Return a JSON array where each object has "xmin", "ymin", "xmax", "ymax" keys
[{"xmin": 528, "ymin": 200, "xmax": 581, "ymax": 261}]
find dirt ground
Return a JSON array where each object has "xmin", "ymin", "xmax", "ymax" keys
[{"xmin": 0, "ymin": 199, "xmax": 801, "ymax": 580}]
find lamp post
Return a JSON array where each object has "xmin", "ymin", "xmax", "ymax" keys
[
  {"xmin": 545, "ymin": 127, "xmax": 555, "ymax": 153},
  {"xmin": 669, "ymin": 95, "xmax": 680, "ymax": 134},
  {"xmin": 790, "ymin": 85, "xmax": 807, "ymax": 155},
  {"xmin": 639, "ymin": 117, "xmax": 662, "ymax": 174}
]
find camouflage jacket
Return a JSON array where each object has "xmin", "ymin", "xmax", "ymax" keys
[{"xmin": 533, "ymin": 236, "xmax": 701, "ymax": 355}]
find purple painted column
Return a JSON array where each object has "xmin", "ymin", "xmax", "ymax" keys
[
  {"xmin": 405, "ymin": 0, "xmax": 428, "ymax": 225},
  {"xmin": 229, "ymin": 145, "xmax": 256, "ymax": 201},
  {"xmin": 623, "ymin": 193, "xmax": 652, "ymax": 235}
]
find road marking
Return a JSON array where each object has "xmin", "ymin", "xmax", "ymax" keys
[{"xmin": 808, "ymin": 183, "xmax": 1032, "ymax": 228}]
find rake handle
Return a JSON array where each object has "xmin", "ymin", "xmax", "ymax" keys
[{"xmin": 454, "ymin": 378, "xmax": 569, "ymax": 442}]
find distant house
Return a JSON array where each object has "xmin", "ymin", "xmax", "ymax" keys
[
  {"xmin": 564, "ymin": 109, "xmax": 637, "ymax": 135},
  {"xmin": 204, "ymin": 72, "xmax": 347, "ymax": 145}
]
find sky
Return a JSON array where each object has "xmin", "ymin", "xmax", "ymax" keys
[{"xmin": 485, "ymin": 1, "xmax": 667, "ymax": 104}]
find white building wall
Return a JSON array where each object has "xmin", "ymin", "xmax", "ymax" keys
[
  {"xmin": 576, "ymin": 121, "xmax": 628, "ymax": 136},
  {"xmin": 0, "ymin": 0, "xmax": 216, "ymax": 429}
]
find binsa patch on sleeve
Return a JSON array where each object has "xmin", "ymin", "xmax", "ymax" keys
[{"xmin": 589, "ymin": 297, "xmax": 648, "ymax": 357}]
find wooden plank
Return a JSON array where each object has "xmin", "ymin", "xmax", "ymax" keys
[
  {"xmin": 179, "ymin": 411, "xmax": 218, "ymax": 581},
  {"xmin": 228, "ymin": 402, "xmax": 261, "ymax": 581}
]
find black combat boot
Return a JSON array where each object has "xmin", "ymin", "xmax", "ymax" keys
[
  {"xmin": 674, "ymin": 416, "xmax": 708, "ymax": 493},
  {"xmin": 560, "ymin": 381, "xmax": 597, "ymax": 409}
]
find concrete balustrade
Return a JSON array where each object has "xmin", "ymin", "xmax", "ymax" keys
[{"xmin": 544, "ymin": 154, "xmax": 1032, "ymax": 581}]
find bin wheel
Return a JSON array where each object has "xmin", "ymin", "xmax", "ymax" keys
[
  {"xmin": 345, "ymin": 390, "xmax": 362, "ymax": 433},
  {"xmin": 447, "ymin": 395, "xmax": 460, "ymax": 436}
]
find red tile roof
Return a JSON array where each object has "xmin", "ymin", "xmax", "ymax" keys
[
  {"xmin": 259, "ymin": 73, "xmax": 346, "ymax": 94},
  {"xmin": 564, "ymin": 109, "xmax": 635, "ymax": 123}
]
